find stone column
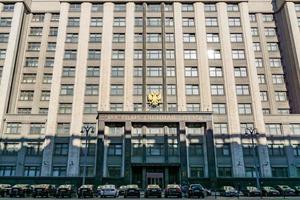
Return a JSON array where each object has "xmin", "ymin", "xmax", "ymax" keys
[
  {"xmin": 41, "ymin": 2, "xmax": 69, "ymax": 176},
  {"xmin": 194, "ymin": 2, "xmax": 212, "ymax": 112},
  {"xmin": 179, "ymin": 121, "xmax": 188, "ymax": 182},
  {"xmin": 124, "ymin": 2, "xmax": 135, "ymax": 111},
  {"xmin": 205, "ymin": 121, "xmax": 217, "ymax": 179},
  {"xmin": 239, "ymin": 2, "xmax": 272, "ymax": 178},
  {"xmin": 31, "ymin": 13, "xmax": 51, "ymax": 114},
  {"xmin": 217, "ymin": 2, "xmax": 245, "ymax": 177},
  {"xmin": 67, "ymin": 2, "xmax": 92, "ymax": 176},
  {"xmin": 96, "ymin": 120, "xmax": 105, "ymax": 184},
  {"xmin": 256, "ymin": 13, "xmax": 278, "ymax": 114},
  {"xmin": 0, "ymin": 2, "xmax": 24, "ymax": 132},
  {"xmin": 124, "ymin": 121, "xmax": 132, "ymax": 184},
  {"xmin": 99, "ymin": 2, "xmax": 114, "ymax": 111},
  {"xmin": 173, "ymin": 2, "xmax": 186, "ymax": 111},
  {"xmin": 282, "ymin": 124, "xmax": 296, "ymax": 177}
]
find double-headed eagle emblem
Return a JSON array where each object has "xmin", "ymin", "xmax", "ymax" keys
[{"xmin": 147, "ymin": 92, "xmax": 162, "ymax": 107}]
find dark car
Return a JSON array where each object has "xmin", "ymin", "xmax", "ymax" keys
[
  {"xmin": 188, "ymin": 184, "xmax": 206, "ymax": 198},
  {"xmin": 145, "ymin": 184, "xmax": 162, "ymax": 198},
  {"xmin": 56, "ymin": 184, "xmax": 76, "ymax": 198},
  {"xmin": 118, "ymin": 185, "xmax": 127, "ymax": 196},
  {"xmin": 77, "ymin": 185, "xmax": 95, "ymax": 198},
  {"xmin": 220, "ymin": 186, "xmax": 239, "ymax": 197},
  {"xmin": 0, "ymin": 184, "xmax": 11, "ymax": 197},
  {"xmin": 242, "ymin": 186, "xmax": 261, "ymax": 197},
  {"xmin": 9, "ymin": 184, "xmax": 31, "ymax": 198},
  {"xmin": 294, "ymin": 186, "xmax": 300, "ymax": 195},
  {"xmin": 164, "ymin": 184, "xmax": 182, "ymax": 198},
  {"xmin": 275, "ymin": 185, "xmax": 296, "ymax": 196},
  {"xmin": 32, "ymin": 184, "xmax": 56, "ymax": 198},
  {"xmin": 261, "ymin": 186, "xmax": 280, "ymax": 196},
  {"xmin": 124, "ymin": 184, "xmax": 140, "ymax": 198}
]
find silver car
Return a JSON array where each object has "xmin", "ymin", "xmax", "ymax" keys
[{"xmin": 100, "ymin": 184, "xmax": 118, "ymax": 198}]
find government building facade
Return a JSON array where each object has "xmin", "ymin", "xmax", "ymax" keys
[{"xmin": 1, "ymin": 0, "xmax": 300, "ymax": 188}]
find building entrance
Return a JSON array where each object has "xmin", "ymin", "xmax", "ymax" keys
[{"xmin": 146, "ymin": 172, "xmax": 163, "ymax": 187}]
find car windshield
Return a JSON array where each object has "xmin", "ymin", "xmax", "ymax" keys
[
  {"xmin": 59, "ymin": 185, "xmax": 71, "ymax": 189},
  {"xmin": 0, "ymin": 184, "xmax": 11, "ymax": 188},
  {"xmin": 167, "ymin": 184, "xmax": 179, "ymax": 188},
  {"xmin": 148, "ymin": 185, "xmax": 160, "ymax": 189},
  {"xmin": 224, "ymin": 186, "xmax": 235, "ymax": 191},
  {"xmin": 264, "ymin": 187, "xmax": 274, "ymax": 190},
  {"xmin": 247, "ymin": 186, "xmax": 258, "ymax": 191},
  {"xmin": 81, "ymin": 185, "xmax": 93, "ymax": 188},
  {"xmin": 295, "ymin": 186, "xmax": 300, "ymax": 189},
  {"xmin": 103, "ymin": 185, "xmax": 115, "ymax": 189},
  {"xmin": 127, "ymin": 185, "xmax": 138, "ymax": 189},
  {"xmin": 280, "ymin": 185, "xmax": 290, "ymax": 189},
  {"xmin": 120, "ymin": 186, "xmax": 127, "ymax": 189},
  {"xmin": 13, "ymin": 184, "xmax": 28, "ymax": 188},
  {"xmin": 191, "ymin": 184, "xmax": 203, "ymax": 189}
]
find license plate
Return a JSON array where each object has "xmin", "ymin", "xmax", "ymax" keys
[
  {"xmin": 195, "ymin": 190, "xmax": 200, "ymax": 192},
  {"xmin": 129, "ymin": 190, "xmax": 134, "ymax": 192}
]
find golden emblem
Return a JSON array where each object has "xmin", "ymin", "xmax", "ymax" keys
[{"xmin": 147, "ymin": 92, "xmax": 162, "ymax": 107}]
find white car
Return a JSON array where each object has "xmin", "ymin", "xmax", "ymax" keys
[{"xmin": 100, "ymin": 184, "xmax": 118, "ymax": 198}]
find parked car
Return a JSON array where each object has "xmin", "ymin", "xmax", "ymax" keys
[
  {"xmin": 77, "ymin": 185, "xmax": 95, "ymax": 198},
  {"xmin": 100, "ymin": 184, "xmax": 118, "ymax": 198},
  {"xmin": 188, "ymin": 184, "xmax": 206, "ymax": 198},
  {"xmin": 145, "ymin": 184, "xmax": 162, "ymax": 198},
  {"xmin": 96, "ymin": 185, "xmax": 103, "ymax": 197},
  {"xmin": 294, "ymin": 186, "xmax": 300, "ymax": 195},
  {"xmin": 118, "ymin": 185, "xmax": 127, "ymax": 196},
  {"xmin": 0, "ymin": 184, "xmax": 11, "ymax": 197},
  {"xmin": 275, "ymin": 185, "xmax": 296, "ymax": 196},
  {"xmin": 124, "ymin": 184, "xmax": 140, "ymax": 198},
  {"xmin": 219, "ymin": 186, "xmax": 239, "ymax": 197},
  {"xmin": 261, "ymin": 186, "xmax": 280, "ymax": 196},
  {"xmin": 164, "ymin": 184, "xmax": 182, "ymax": 198},
  {"xmin": 9, "ymin": 184, "xmax": 31, "ymax": 198},
  {"xmin": 55, "ymin": 184, "xmax": 76, "ymax": 198},
  {"xmin": 32, "ymin": 184, "xmax": 56, "ymax": 198},
  {"xmin": 242, "ymin": 186, "xmax": 261, "ymax": 196}
]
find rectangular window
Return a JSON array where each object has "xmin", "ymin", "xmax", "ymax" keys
[
  {"xmin": 58, "ymin": 103, "xmax": 72, "ymax": 114},
  {"xmin": 45, "ymin": 57, "xmax": 54, "ymax": 68},
  {"xmin": 54, "ymin": 143, "xmax": 69, "ymax": 156},
  {"xmin": 232, "ymin": 50, "xmax": 245, "ymax": 59},
  {"xmin": 89, "ymin": 33, "xmax": 102, "ymax": 43},
  {"xmin": 212, "ymin": 104, "xmax": 226, "ymax": 114},
  {"xmin": 146, "ymin": 143, "xmax": 164, "ymax": 156},
  {"xmin": 87, "ymin": 67, "xmax": 100, "ymax": 77},
  {"xmin": 251, "ymin": 28, "xmax": 259, "ymax": 36},
  {"xmin": 113, "ymin": 33, "xmax": 125, "ymax": 43},
  {"xmin": 110, "ymin": 103, "xmax": 123, "ymax": 111},
  {"xmin": 147, "ymin": 18, "xmax": 161, "ymax": 26},
  {"xmin": 110, "ymin": 85, "xmax": 124, "ymax": 96},
  {"xmin": 111, "ymin": 67, "xmax": 124, "ymax": 77},
  {"xmin": 114, "ymin": 4, "xmax": 126, "ymax": 12},
  {"xmin": 18, "ymin": 108, "xmax": 31, "ymax": 114},
  {"xmin": 66, "ymin": 33, "xmax": 78, "ymax": 43},
  {"xmin": 182, "ymin": 18, "xmax": 195, "ymax": 27},
  {"xmin": 238, "ymin": 104, "xmax": 252, "ymax": 115},
  {"xmin": 52, "ymin": 166, "xmax": 66, "ymax": 176},
  {"xmin": 265, "ymin": 28, "xmax": 276, "ymax": 36},
  {"xmin": 205, "ymin": 18, "xmax": 218, "ymax": 26},
  {"xmin": 290, "ymin": 124, "xmax": 300, "ymax": 135},
  {"xmin": 24, "ymin": 166, "xmax": 40, "ymax": 177},
  {"xmin": 92, "ymin": 4, "xmax": 103, "ymax": 12},
  {"xmin": 214, "ymin": 123, "xmax": 228, "ymax": 134},
  {"xmin": 216, "ymin": 143, "xmax": 231, "ymax": 156},
  {"xmin": 90, "ymin": 17, "xmax": 103, "ymax": 27},
  {"xmin": 260, "ymin": 91, "xmax": 268, "ymax": 101},
  {"xmin": 275, "ymin": 91, "xmax": 287, "ymax": 101},
  {"xmin": 185, "ymin": 85, "xmax": 199, "ymax": 95},
  {"xmin": 43, "ymin": 73, "xmax": 52, "ymax": 84},
  {"xmin": 255, "ymin": 58, "xmax": 263, "ymax": 67},
  {"xmin": 263, "ymin": 14, "xmax": 274, "ymax": 22},
  {"xmin": 272, "ymin": 74, "xmax": 284, "ymax": 84},
  {"xmin": 165, "ymin": 33, "xmax": 174, "ymax": 42},
  {"xmin": 207, "ymin": 49, "xmax": 221, "ymax": 59},
  {"xmin": 68, "ymin": 17, "xmax": 80, "ymax": 27},
  {"xmin": 135, "ymin": 17, "xmax": 143, "ymax": 27},
  {"xmin": 230, "ymin": 33, "xmax": 243, "ymax": 43},
  {"xmin": 253, "ymin": 43, "xmax": 261, "ymax": 51},
  {"xmin": 211, "ymin": 85, "xmax": 224, "ymax": 95},
  {"xmin": 108, "ymin": 144, "xmax": 122, "ymax": 156},
  {"xmin": 113, "ymin": 17, "xmax": 126, "ymax": 26},
  {"xmin": 3, "ymin": 4, "xmax": 14, "ymax": 12},
  {"xmin": 0, "ymin": 18, "xmax": 12, "ymax": 27},
  {"xmin": 40, "ymin": 90, "xmax": 50, "ymax": 101},
  {"xmin": 268, "ymin": 144, "xmax": 285, "ymax": 156},
  {"xmin": 147, "ymin": 67, "xmax": 162, "ymax": 77},
  {"xmin": 210, "ymin": 67, "xmax": 223, "ymax": 77},
  {"xmin": 0, "ymin": 166, "xmax": 16, "ymax": 176},
  {"xmin": 147, "ymin": 50, "xmax": 161, "ymax": 59},
  {"xmin": 64, "ymin": 50, "xmax": 77, "ymax": 60},
  {"xmin": 204, "ymin": 4, "xmax": 217, "ymax": 12},
  {"xmin": 267, "ymin": 43, "xmax": 279, "ymax": 51},
  {"xmin": 167, "ymin": 67, "xmax": 175, "ymax": 77},
  {"xmin": 272, "ymin": 167, "xmax": 288, "ymax": 177},
  {"xmin": 112, "ymin": 50, "xmax": 125, "ymax": 59},
  {"xmin": 265, "ymin": 124, "xmax": 282, "ymax": 135},
  {"xmin": 84, "ymin": 103, "xmax": 98, "ymax": 114},
  {"xmin": 184, "ymin": 50, "xmax": 197, "ymax": 59},
  {"xmin": 187, "ymin": 104, "xmax": 200, "ymax": 112},
  {"xmin": 29, "ymin": 123, "xmax": 45, "ymax": 134},
  {"xmin": 182, "ymin": 4, "xmax": 194, "ymax": 12},
  {"xmin": 88, "ymin": 49, "xmax": 101, "ymax": 60},
  {"xmin": 234, "ymin": 67, "xmax": 247, "ymax": 77},
  {"xmin": 249, "ymin": 14, "xmax": 256, "ymax": 22},
  {"xmin": 22, "ymin": 73, "xmax": 36, "ymax": 83},
  {"xmin": 189, "ymin": 144, "xmax": 203, "ymax": 156},
  {"xmin": 49, "ymin": 27, "xmax": 58, "ymax": 36},
  {"xmin": 207, "ymin": 33, "xmax": 219, "ymax": 43},
  {"xmin": 57, "ymin": 123, "xmax": 70, "ymax": 135},
  {"xmin": 19, "ymin": 90, "xmax": 34, "ymax": 101},
  {"xmin": 29, "ymin": 27, "xmax": 43, "ymax": 36},
  {"xmin": 27, "ymin": 42, "xmax": 41, "ymax": 51},
  {"xmin": 85, "ymin": 84, "xmax": 99, "ymax": 96},
  {"xmin": 228, "ymin": 18, "xmax": 241, "ymax": 26},
  {"xmin": 185, "ymin": 67, "xmax": 198, "ymax": 77},
  {"xmin": 236, "ymin": 85, "xmax": 250, "ymax": 95},
  {"xmin": 227, "ymin": 4, "xmax": 239, "ymax": 11},
  {"xmin": 51, "ymin": 14, "xmax": 60, "ymax": 22},
  {"xmin": 62, "ymin": 67, "xmax": 75, "ymax": 77},
  {"xmin": 0, "ymin": 33, "xmax": 8, "ymax": 43},
  {"xmin": 47, "ymin": 42, "xmax": 56, "ymax": 51},
  {"xmin": 270, "ymin": 58, "xmax": 282, "ymax": 67},
  {"xmin": 60, "ymin": 84, "xmax": 74, "ymax": 95},
  {"xmin": 167, "ymin": 85, "xmax": 176, "ymax": 96},
  {"xmin": 6, "ymin": 123, "xmax": 21, "ymax": 134},
  {"xmin": 257, "ymin": 74, "xmax": 266, "ymax": 84},
  {"xmin": 26, "ymin": 143, "xmax": 42, "ymax": 156},
  {"xmin": 69, "ymin": 4, "xmax": 81, "ymax": 12}
]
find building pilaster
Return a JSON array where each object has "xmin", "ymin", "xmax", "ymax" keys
[
  {"xmin": 41, "ymin": 2, "xmax": 69, "ymax": 176},
  {"xmin": 0, "ymin": 2, "xmax": 24, "ymax": 132},
  {"xmin": 239, "ymin": 2, "xmax": 272, "ymax": 178},
  {"xmin": 173, "ymin": 2, "xmax": 186, "ymax": 111},
  {"xmin": 217, "ymin": 2, "xmax": 245, "ymax": 177},
  {"xmin": 67, "ymin": 2, "xmax": 92, "ymax": 176}
]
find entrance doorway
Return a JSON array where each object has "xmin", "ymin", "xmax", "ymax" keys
[{"xmin": 147, "ymin": 172, "xmax": 163, "ymax": 187}]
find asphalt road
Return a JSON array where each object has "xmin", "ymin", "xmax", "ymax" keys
[{"xmin": 1, "ymin": 197, "xmax": 300, "ymax": 200}]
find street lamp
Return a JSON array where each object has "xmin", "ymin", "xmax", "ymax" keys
[
  {"xmin": 245, "ymin": 127, "xmax": 260, "ymax": 190},
  {"xmin": 81, "ymin": 125, "xmax": 95, "ymax": 186}
]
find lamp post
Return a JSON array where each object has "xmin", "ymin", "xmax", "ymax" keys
[
  {"xmin": 245, "ymin": 127, "xmax": 260, "ymax": 189},
  {"xmin": 81, "ymin": 125, "xmax": 94, "ymax": 186}
]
